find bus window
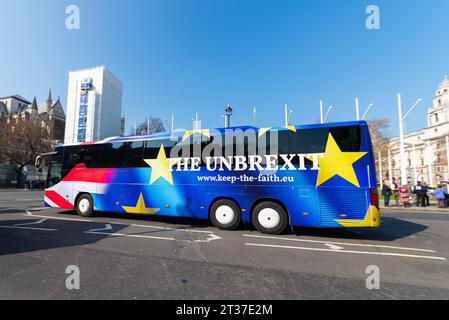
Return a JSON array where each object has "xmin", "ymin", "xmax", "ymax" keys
[
  {"xmin": 143, "ymin": 139, "xmax": 179, "ymax": 160},
  {"xmin": 47, "ymin": 148, "xmax": 63, "ymax": 187},
  {"xmin": 99, "ymin": 142, "xmax": 144, "ymax": 168},
  {"xmin": 329, "ymin": 126, "xmax": 361, "ymax": 151},
  {"xmin": 63, "ymin": 145, "xmax": 99, "ymax": 170},
  {"xmin": 289, "ymin": 128, "xmax": 328, "ymax": 154}
]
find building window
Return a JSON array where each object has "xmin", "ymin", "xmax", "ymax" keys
[{"xmin": 435, "ymin": 113, "xmax": 439, "ymax": 123}]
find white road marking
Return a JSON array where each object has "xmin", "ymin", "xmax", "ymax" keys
[
  {"xmin": 25, "ymin": 211, "xmax": 221, "ymax": 242},
  {"xmin": 85, "ymin": 223, "xmax": 176, "ymax": 241},
  {"xmin": 25, "ymin": 211, "xmax": 92, "ymax": 222},
  {"xmin": 85, "ymin": 231, "xmax": 176, "ymax": 241},
  {"xmin": 87, "ymin": 224, "xmax": 112, "ymax": 232},
  {"xmin": 242, "ymin": 234, "xmax": 436, "ymax": 253},
  {"xmin": 25, "ymin": 207, "xmax": 47, "ymax": 211},
  {"xmin": 14, "ymin": 218, "xmax": 48, "ymax": 227},
  {"xmin": 85, "ymin": 223, "xmax": 221, "ymax": 243},
  {"xmin": 0, "ymin": 225, "xmax": 57, "ymax": 232},
  {"xmin": 195, "ymin": 234, "xmax": 222, "ymax": 243},
  {"xmin": 0, "ymin": 199, "xmax": 40, "ymax": 202},
  {"xmin": 325, "ymin": 244, "xmax": 344, "ymax": 250},
  {"xmin": 129, "ymin": 223, "xmax": 214, "ymax": 234},
  {"xmin": 245, "ymin": 243, "xmax": 447, "ymax": 261}
]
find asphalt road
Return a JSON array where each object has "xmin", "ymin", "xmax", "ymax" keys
[{"xmin": 1, "ymin": 189, "xmax": 449, "ymax": 300}]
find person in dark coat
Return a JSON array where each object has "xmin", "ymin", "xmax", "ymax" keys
[
  {"xmin": 382, "ymin": 181, "xmax": 392, "ymax": 207},
  {"xmin": 423, "ymin": 182, "xmax": 430, "ymax": 206},
  {"xmin": 413, "ymin": 181, "xmax": 427, "ymax": 207}
]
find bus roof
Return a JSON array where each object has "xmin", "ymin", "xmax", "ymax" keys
[{"xmin": 59, "ymin": 120, "xmax": 368, "ymax": 147}]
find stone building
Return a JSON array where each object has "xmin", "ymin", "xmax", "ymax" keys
[
  {"xmin": 383, "ymin": 76, "xmax": 449, "ymax": 187},
  {"xmin": 0, "ymin": 89, "xmax": 66, "ymax": 186},
  {"xmin": 0, "ymin": 89, "xmax": 66, "ymax": 142}
]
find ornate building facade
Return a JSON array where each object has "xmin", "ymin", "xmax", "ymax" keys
[
  {"xmin": 0, "ymin": 89, "xmax": 66, "ymax": 142},
  {"xmin": 0, "ymin": 89, "xmax": 66, "ymax": 186},
  {"xmin": 384, "ymin": 76, "xmax": 449, "ymax": 187}
]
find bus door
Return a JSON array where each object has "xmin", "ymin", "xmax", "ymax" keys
[{"xmin": 294, "ymin": 187, "xmax": 320, "ymax": 227}]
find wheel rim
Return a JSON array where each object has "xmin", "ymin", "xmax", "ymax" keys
[
  {"xmin": 215, "ymin": 205, "xmax": 235, "ymax": 225},
  {"xmin": 78, "ymin": 198, "xmax": 90, "ymax": 214},
  {"xmin": 258, "ymin": 208, "xmax": 281, "ymax": 229}
]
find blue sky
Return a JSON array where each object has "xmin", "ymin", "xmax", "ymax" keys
[{"xmin": 1, "ymin": 0, "xmax": 449, "ymax": 136}]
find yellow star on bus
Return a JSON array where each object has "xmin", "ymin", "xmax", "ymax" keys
[
  {"xmin": 284, "ymin": 125, "xmax": 297, "ymax": 132},
  {"xmin": 182, "ymin": 129, "xmax": 210, "ymax": 141},
  {"xmin": 122, "ymin": 193, "xmax": 160, "ymax": 215},
  {"xmin": 144, "ymin": 145, "xmax": 177, "ymax": 185},
  {"xmin": 258, "ymin": 127, "xmax": 272, "ymax": 137},
  {"xmin": 314, "ymin": 133, "xmax": 367, "ymax": 187}
]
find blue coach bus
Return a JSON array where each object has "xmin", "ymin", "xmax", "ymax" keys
[{"xmin": 37, "ymin": 120, "xmax": 380, "ymax": 235}]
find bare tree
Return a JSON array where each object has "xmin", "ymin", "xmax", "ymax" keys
[
  {"xmin": 130, "ymin": 116, "xmax": 166, "ymax": 135},
  {"xmin": 367, "ymin": 118, "xmax": 390, "ymax": 153},
  {"xmin": 1, "ymin": 118, "xmax": 52, "ymax": 186},
  {"xmin": 367, "ymin": 118, "xmax": 390, "ymax": 184},
  {"xmin": 0, "ymin": 117, "xmax": 8, "ymax": 163}
]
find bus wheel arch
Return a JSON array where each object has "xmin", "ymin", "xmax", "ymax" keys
[
  {"xmin": 208, "ymin": 197, "xmax": 242, "ymax": 231},
  {"xmin": 75, "ymin": 192, "xmax": 95, "ymax": 217},
  {"xmin": 250, "ymin": 199, "xmax": 289, "ymax": 235}
]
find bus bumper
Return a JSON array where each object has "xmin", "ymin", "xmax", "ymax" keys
[{"xmin": 335, "ymin": 205, "xmax": 381, "ymax": 228}]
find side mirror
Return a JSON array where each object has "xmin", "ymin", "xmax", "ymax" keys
[{"xmin": 35, "ymin": 157, "xmax": 42, "ymax": 169}]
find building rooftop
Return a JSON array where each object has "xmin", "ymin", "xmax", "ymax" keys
[{"xmin": 0, "ymin": 95, "xmax": 31, "ymax": 105}]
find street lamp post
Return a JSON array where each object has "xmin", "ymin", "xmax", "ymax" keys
[
  {"xmin": 320, "ymin": 100, "xmax": 324, "ymax": 124},
  {"xmin": 397, "ymin": 93, "xmax": 422, "ymax": 185},
  {"xmin": 412, "ymin": 144, "xmax": 418, "ymax": 186},
  {"xmin": 378, "ymin": 150, "xmax": 383, "ymax": 186},
  {"xmin": 361, "ymin": 103, "xmax": 374, "ymax": 121},
  {"xmin": 323, "ymin": 106, "xmax": 333, "ymax": 123},
  {"xmin": 355, "ymin": 98, "xmax": 374, "ymax": 121},
  {"xmin": 427, "ymin": 140, "xmax": 434, "ymax": 187},
  {"xmin": 388, "ymin": 148, "xmax": 393, "ymax": 186}
]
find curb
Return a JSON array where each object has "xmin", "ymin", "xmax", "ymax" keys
[{"xmin": 380, "ymin": 206, "xmax": 449, "ymax": 214}]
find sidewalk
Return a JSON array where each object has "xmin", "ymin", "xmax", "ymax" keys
[{"xmin": 380, "ymin": 203, "xmax": 449, "ymax": 213}]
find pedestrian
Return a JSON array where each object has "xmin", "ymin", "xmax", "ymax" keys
[
  {"xmin": 398, "ymin": 184, "xmax": 410, "ymax": 207},
  {"xmin": 423, "ymin": 182, "xmax": 430, "ymax": 206},
  {"xmin": 382, "ymin": 181, "xmax": 392, "ymax": 207},
  {"xmin": 392, "ymin": 178, "xmax": 400, "ymax": 206},
  {"xmin": 413, "ymin": 181, "xmax": 426, "ymax": 207},
  {"xmin": 432, "ymin": 185, "xmax": 448, "ymax": 208},
  {"xmin": 444, "ymin": 183, "xmax": 449, "ymax": 207}
]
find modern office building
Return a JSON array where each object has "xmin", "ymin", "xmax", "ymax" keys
[{"xmin": 64, "ymin": 66, "xmax": 123, "ymax": 144}]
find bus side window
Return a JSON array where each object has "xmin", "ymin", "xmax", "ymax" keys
[
  {"xmin": 63, "ymin": 145, "xmax": 98, "ymax": 170},
  {"xmin": 99, "ymin": 142, "xmax": 143, "ymax": 168},
  {"xmin": 143, "ymin": 139, "xmax": 179, "ymax": 160},
  {"xmin": 329, "ymin": 126, "xmax": 361, "ymax": 151},
  {"xmin": 80, "ymin": 145, "xmax": 98, "ymax": 168}
]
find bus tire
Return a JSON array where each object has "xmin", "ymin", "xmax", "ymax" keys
[
  {"xmin": 209, "ymin": 199, "xmax": 241, "ymax": 231},
  {"xmin": 76, "ymin": 194, "xmax": 95, "ymax": 217},
  {"xmin": 252, "ymin": 201, "xmax": 288, "ymax": 235}
]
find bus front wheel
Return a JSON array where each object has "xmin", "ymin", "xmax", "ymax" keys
[
  {"xmin": 76, "ymin": 194, "xmax": 95, "ymax": 217},
  {"xmin": 209, "ymin": 199, "xmax": 241, "ymax": 231},
  {"xmin": 252, "ymin": 202, "xmax": 288, "ymax": 235}
]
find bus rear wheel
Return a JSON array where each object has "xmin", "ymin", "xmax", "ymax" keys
[
  {"xmin": 210, "ymin": 199, "xmax": 241, "ymax": 231},
  {"xmin": 76, "ymin": 194, "xmax": 94, "ymax": 217},
  {"xmin": 252, "ymin": 201, "xmax": 288, "ymax": 235}
]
